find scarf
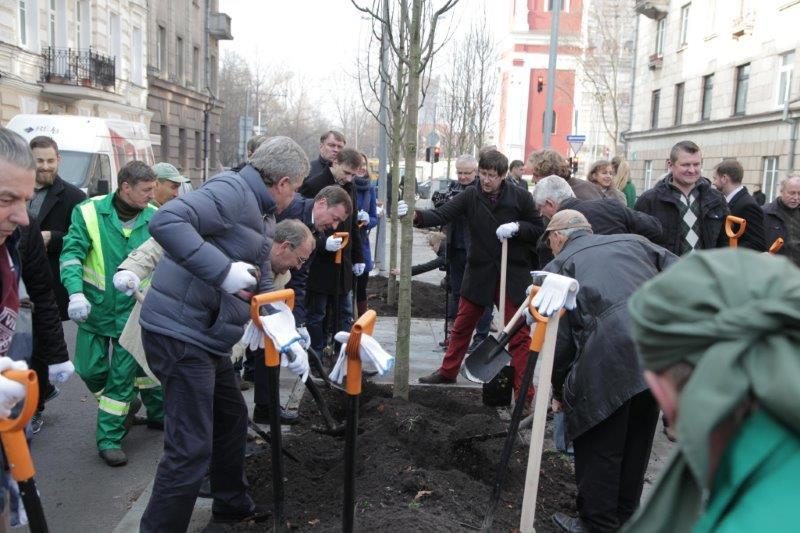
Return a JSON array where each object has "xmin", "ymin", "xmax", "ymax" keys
[{"xmin": 625, "ymin": 249, "xmax": 800, "ymax": 532}]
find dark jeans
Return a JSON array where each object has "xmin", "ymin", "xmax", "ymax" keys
[
  {"xmin": 306, "ymin": 290, "xmax": 353, "ymax": 352},
  {"xmin": 572, "ymin": 390, "xmax": 660, "ymax": 532},
  {"xmin": 140, "ymin": 330, "xmax": 253, "ymax": 533}
]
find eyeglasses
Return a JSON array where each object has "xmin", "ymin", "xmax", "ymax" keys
[{"xmin": 290, "ymin": 244, "xmax": 310, "ymax": 266}]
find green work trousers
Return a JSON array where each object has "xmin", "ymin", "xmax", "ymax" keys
[{"xmin": 74, "ymin": 328, "xmax": 164, "ymax": 451}]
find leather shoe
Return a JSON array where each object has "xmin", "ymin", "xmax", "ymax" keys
[
  {"xmin": 253, "ymin": 404, "xmax": 299, "ymax": 425},
  {"xmin": 418, "ymin": 370, "xmax": 456, "ymax": 385},
  {"xmin": 212, "ymin": 502, "xmax": 271, "ymax": 524},
  {"xmin": 552, "ymin": 512, "xmax": 589, "ymax": 533},
  {"xmin": 99, "ymin": 448, "xmax": 127, "ymax": 467}
]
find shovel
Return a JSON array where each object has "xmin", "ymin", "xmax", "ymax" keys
[
  {"xmin": 251, "ymin": 288, "xmax": 295, "ymax": 533},
  {"xmin": 482, "ymin": 290, "xmax": 547, "ymax": 532},
  {"xmin": 326, "ymin": 231, "xmax": 350, "ymax": 366},
  {"xmin": 1, "ymin": 369, "xmax": 49, "ymax": 533},
  {"xmin": 769, "ymin": 237, "xmax": 784, "ymax": 254},
  {"xmin": 461, "ymin": 290, "xmax": 534, "ymax": 384},
  {"xmin": 725, "ymin": 215, "xmax": 747, "ymax": 248}
]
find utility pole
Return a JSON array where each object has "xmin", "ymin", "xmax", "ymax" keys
[
  {"xmin": 542, "ymin": 0, "xmax": 561, "ymax": 149},
  {"xmin": 374, "ymin": 0, "xmax": 390, "ymax": 274}
]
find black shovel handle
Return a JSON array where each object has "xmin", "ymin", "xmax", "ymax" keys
[{"xmin": 19, "ymin": 479, "xmax": 48, "ymax": 533}]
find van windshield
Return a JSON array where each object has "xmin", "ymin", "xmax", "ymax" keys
[{"xmin": 58, "ymin": 151, "xmax": 93, "ymax": 187}]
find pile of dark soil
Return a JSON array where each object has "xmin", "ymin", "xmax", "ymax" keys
[
  {"xmin": 366, "ymin": 276, "xmax": 446, "ymax": 319},
  {"xmin": 236, "ymin": 383, "xmax": 576, "ymax": 532}
]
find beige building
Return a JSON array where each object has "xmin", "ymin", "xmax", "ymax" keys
[
  {"xmin": 0, "ymin": 0, "xmax": 150, "ymax": 123},
  {"xmin": 625, "ymin": 0, "xmax": 800, "ymax": 202},
  {"xmin": 147, "ymin": 0, "xmax": 231, "ymax": 182}
]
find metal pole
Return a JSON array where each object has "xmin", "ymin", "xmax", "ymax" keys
[
  {"xmin": 374, "ymin": 0, "xmax": 390, "ymax": 275},
  {"xmin": 542, "ymin": 0, "xmax": 561, "ymax": 149}
]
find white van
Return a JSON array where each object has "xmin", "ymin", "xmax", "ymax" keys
[{"xmin": 7, "ymin": 114, "xmax": 154, "ymax": 196}]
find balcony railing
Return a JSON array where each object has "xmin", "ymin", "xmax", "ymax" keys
[
  {"xmin": 40, "ymin": 47, "xmax": 116, "ymax": 90},
  {"xmin": 648, "ymin": 54, "xmax": 663, "ymax": 70}
]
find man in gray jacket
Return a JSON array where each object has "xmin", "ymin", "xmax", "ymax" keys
[{"xmin": 138, "ymin": 136, "xmax": 310, "ymax": 531}]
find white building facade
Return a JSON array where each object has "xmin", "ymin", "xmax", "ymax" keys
[{"xmin": 625, "ymin": 0, "xmax": 800, "ymax": 201}]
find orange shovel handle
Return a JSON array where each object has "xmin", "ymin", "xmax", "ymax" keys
[
  {"xmin": 769, "ymin": 237, "xmax": 784, "ymax": 255},
  {"xmin": 334, "ymin": 231, "xmax": 350, "ymax": 265},
  {"xmin": 0, "ymin": 369, "xmax": 39, "ymax": 481},
  {"xmin": 345, "ymin": 310, "xmax": 377, "ymax": 396},
  {"xmin": 250, "ymin": 289, "xmax": 296, "ymax": 368},
  {"xmin": 725, "ymin": 216, "xmax": 747, "ymax": 248},
  {"xmin": 527, "ymin": 286, "xmax": 566, "ymax": 353}
]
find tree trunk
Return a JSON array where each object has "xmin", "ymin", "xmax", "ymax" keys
[{"xmin": 394, "ymin": 0, "xmax": 423, "ymax": 400}]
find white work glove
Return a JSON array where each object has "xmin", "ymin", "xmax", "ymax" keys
[
  {"xmin": 326, "ymin": 235, "xmax": 344, "ymax": 252},
  {"xmin": 48, "ymin": 360, "xmax": 75, "ymax": 384},
  {"xmin": 496, "ymin": 222, "xmax": 520, "ymax": 241},
  {"xmin": 113, "ymin": 270, "xmax": 141, "ymax": 297},
  {"xmin": 282, "ymin": 343, "xmax": 310, "ymax": 382},
  {"xmin": 530, "ymin": 271, "xmax": 580, "ymax": 317},
  {"xmin": 357, "ymin": 210, "xmax": 370, "ymax": 225},
  {"xmin": 353, "ymin": 263, "xmax": 366, "ymax": 276},
  {"xmin": 0, "ymin": 357, "xmax": 28, "ymax": 419},
  {"xmin": 239, "ymin": 319, "xmax": 265, "ymax": 351},
  {"xmin": 297, "ymin": 326, "xmax": 311, "ymax": 349},
  {"xmin": 396, "ymin": 200, "xmax": 409, "ymax": 217},
  {"xmin": 68, "ymin": 293, "xmax": 91, "ymax": 323},
  {"xmin": 329, "ymin": 331, "xmax": 395, "ymax": 384},
  {"xmin": 221, "ymin": 261, "xmax": 257, "ymax": 294}
]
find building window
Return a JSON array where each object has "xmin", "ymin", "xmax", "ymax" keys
[
  {"xmin": 109, "ymin": 13, "xmax": 121, "ymax": 77},
  {"xmin": 192, "ymin": 46, "xmax": 200, "ymax": 87},
  {"xmin": 76, "ymin": 0, "xmax": 91, "ymax": 49},
  {"xmin": 762, "ymin": 156, "xmax": 779, "ymax": 201},
  {"xmin": 734, "ymin": 63, "xmax": 750, "ymax": 115},
  {"xmin": 650, "ymin": 90, "xmax": 660, "ymax": 129},
  {"xmin": 179, "ymin": 128, "xmax": 187, "ymax": 170},
  {"xmin": 18, "ymin": 1, "xmax": 27, "ymax": 46},
  {"xmin": 701, "ymin": 74, "xmax": 714, "ymax": 121},
  {"xmin": 131, "ymin": 27, "xmax": 143, "ymax": 85},
  {"xmin": 777, "ymin": 50, "xmax": 795, "ymax": 106},
  {"xmin": 654, "ymin": 18, "xmax": 665, "ymax": 57},
  {"xmin": 176, "ymin": 36, "xmax": 184, "ymax": 83},
  {"xmin": 157, "ymin": 25, "xmax": 167, "ymax": 73},
  {"xmin": 160, "ymin": 125, "xmax": 169, "ymax": 161},
  {"xmin": 679, "ymin": 4, "xmax": 690, "ymax": 47},
  {"xmin": 210, "ymin": 133, "xmax": 217, "ymax": 170},
  {"xmin": 210, "ymin": 53, "xmax": 218, "ymax": 93},
  {"xmin": 49, "ymin": 0, "xmax": 56, "ymax": 45},
  {"xmin": 674, "ymin": 83, "xmax": 685, "ymax": 125},
  {"xmin": 644, "ymin": 160, "xmax": 654, "ymax": 190},
  {"xmin": 194, "ymin": 131, "xmax": 202, "ymax": 169}
]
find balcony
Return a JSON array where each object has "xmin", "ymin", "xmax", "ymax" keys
[
  {"xmin": 731, "ymin": 13, "xmax": 755, "ymax": 38},
  {"xmin": 648, "ymin": 54, "xmax": 663, "ymax": 70},
  {"xmin": 40, "ymin": 47, "xmax": 116, "ymax": 90},
  {"xmin": 635, "ymin": 0, "xmax": 668, "ymax": 20},
  {"xmin": 208, "ymin": 12, "xmax": 233, "ymax": 40}
]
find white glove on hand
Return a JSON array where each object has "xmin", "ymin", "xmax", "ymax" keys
[
  {"xmin": 68, "ymin": 293, "xmax": 91, "ymax": 323},
  {"xmin": 530, "ymin": 271, "xmax": 580, "ymax": 317},
  {"xmin": 281, "ymin": 343, "xmax": 310, "ymax": 382},
  {"xmin": 357, "ymin": 210, "xmax": 370, "ymax": 224},
  {"xmin": 297, "ymin": 326, "xmax": 311, "ymax": 349},
  {"xmin": 496, "ymin": 222, "xmax": 520, "ymax": 240},
  {"xmin": 396, "ymin": 200, "xmax": 409, "ymax": 217},
  {"xmin": 221, "ymin": 261, "xmax": 257, "ymax": 294},
  {"xmin": 326, "ymin": 235, "xmax": 344, "ymax": 252},
  {"xmin": 239, "ymin": 320, "xmax": 265, "ymax": 351},
  {"xmin": 48, "ymin": 360, "xmax": 75, "ymax": 384},
  {"xmin": 113, "ymin": 270, "xmax": 141, "ymax": 297},
  {"xmin": 353, "ymin": 263, "xmax": 366, "ymax": 276},
  {"xmin": 0, "ymin": 357, "xmax": 28, "ymax": 419}
]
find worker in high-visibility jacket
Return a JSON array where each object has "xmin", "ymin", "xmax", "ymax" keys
[{"xmin": 60, "ymin": 161, "xmax": 164, "ymax": 467}]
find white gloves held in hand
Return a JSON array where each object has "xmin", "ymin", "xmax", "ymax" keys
[
  {"xmin": 113, "ymin": 270, "xmax": 141, "ymax": 296},
  {"xmin": 525, "ymin": 272, "xmax": 580, "ymax": 320},
  {"xmin": 0, "ymin": 357, "xmax": 28, "ymax": 419},
  {"xmin": 326, "ymin": 235, "xmax": 344, "ymax": 252},
  {"xmin": 396, "ymin": 200, "xmax": 409, "ymax": 217},
  {"xmin": 48, "ymin": 360, "xmax": 75, "ymax": 384},
  {"xmin": 68, "ymin": 293, "xmax": 91, "ymax": 323},
  {"xmin": 221, "ymin": 261, "xmax": 257, "ymax": 294},
  {"xmin": 353, "ymin": 263, "xmax": 366, "ymax": 276},
  {"xmin": 357, "ymin": 210, "xmax": 370, "ymax": 224},
  {"xmin": 496, "ymin": 222, "xmax": 520, "ymax": 240}
]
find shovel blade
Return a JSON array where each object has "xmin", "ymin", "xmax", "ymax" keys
[{"xmin": 462, "ymin": 336, "xmax": 512, "ymax": 384}]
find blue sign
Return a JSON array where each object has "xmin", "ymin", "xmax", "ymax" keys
[{"xmin": 566, "ymin": 134, "xmax": 586, "ymax": 142}]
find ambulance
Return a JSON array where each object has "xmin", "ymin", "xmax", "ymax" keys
[{"xmin": 6, "ymin": 114, "xmax": 154, "ymax": 196}]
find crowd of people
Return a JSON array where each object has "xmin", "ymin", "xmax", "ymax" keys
[{"xmin": 0, "ymin": 123, "xmax": 796, "ymax": 532}]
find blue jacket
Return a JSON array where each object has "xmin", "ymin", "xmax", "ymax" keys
[
  {"xmin": 140, "ymin": 165, "xmax": 276, "ymax": 356},
  {"xmin": 354, "ymin": 176, "xmax": 378, "ymax": 271}
]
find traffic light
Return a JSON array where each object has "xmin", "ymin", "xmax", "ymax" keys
[
  {"xmin": 434, "ymin": 146, "xmax": 441, "ymax": 163},
  {"xmin": 568, "ymin": 156, "xmax": 579, "ymax": 175},
  {"xmin": 425, "ymin": 146, "xmax": 432, "ymax": 162}
]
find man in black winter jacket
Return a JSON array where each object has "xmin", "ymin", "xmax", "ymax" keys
[{"xmin": 634, "ymin": 140, "xmax": 728, "ymax": 256}]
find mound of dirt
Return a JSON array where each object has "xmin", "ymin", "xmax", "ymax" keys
[
  {"xmin": 366, "ymin": 276, "xmax": 447, "ymax": 319},
  {"xmin": 233, "ymin": 383, "xmax": 576, "ymax": 532}
]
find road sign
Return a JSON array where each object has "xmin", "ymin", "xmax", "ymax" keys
[
  {"xmin": 566, "ymin": 134, "xmax": 586, "ymax": 155},
  {"xmin": 426, "ymin": 131, "xmax": 440, "ymax": 146}
]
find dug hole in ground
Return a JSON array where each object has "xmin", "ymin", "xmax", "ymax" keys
[{"xmin": 225, "ymin": 245, "xmax": 673, "ymax": 531}]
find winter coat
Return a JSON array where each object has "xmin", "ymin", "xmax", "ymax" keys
[
  {"xmin": 306, "ymin": 155, "xmax": 331, "ymax": 183},
  {"xmin": 354, "ymin": 176, "xmax": 378, "ymax": 271},
  {"xmin": 559, "ymin": 197, "xmax": 663, "ymax": 242},
  {"xmin": 621, "ymin": 180, "xmax": 636, "ymax": 208},
  {"xmin": 139, "ymin": 165, "xmax": 276, "ymax": 356},
  {"xmin": 411, "ymin": 245, "xmax": 447, "ymax": 276},
  {"xmin": 763, "ymin": 198, "xmax": 800, "ymax": 265},
  {"xmin": 18, "ymin": 216, "xmax": 68, "ymax": 366},
  {"xmin": 60, "ymin": 193, "xmax": 156, "ymax": 337},
  {"xmin": 544, "ymin": 231, "xmax": 677, "ymax": 441},
  {"xmin": 598, "ymin": 185, "xmax": 627, "ymax": 206},
  {"xmin": 634, "ymin": 174, "xmax": 729, "ymax": 256},
  {"xmin": 728, "ymin": 188, "xmax": 766, "ymax": 251},
  {"xmin": 566, "ymin": 176, "xmax": 603, "ymax": 201},
  {"xmin": 298, "ymin": 168, "xmax": 364, "ymax": 295},
  {"xmin": 33, "ymin": 175, "xmax": 86, "ymax": 320},
  {"xmin": 415, "ymin": 180, "xmax": 544, "ymax": 307}
]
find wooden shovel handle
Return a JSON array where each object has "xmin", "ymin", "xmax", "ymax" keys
[
  {"xmin": 769, "ymin": 237, "xmax": 784, "ymax": 254},
  {"xmin": 499, "ymin": 239, "xmax": 508, "ymax": 328},
  {"xmin": 334, "ymin": 231, "xmax": 350, "ymax": 264}
]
